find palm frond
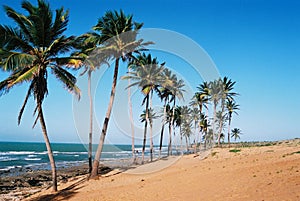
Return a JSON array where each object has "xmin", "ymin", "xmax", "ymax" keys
[
  {"xmin": 0, "ymin": 50, "xmax": 35, "ymax": 71},
  {"xmin": 51, "ymin": 66, "xmax": 81, "ymax": 99}
]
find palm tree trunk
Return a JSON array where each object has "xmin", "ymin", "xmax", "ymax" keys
[
  {"xmin": 199, "ymin": 129, "xmax": 202, "ymax": 152},
  {"xmin": 159, "ymin": 99, "xmax": 167, "ymax": 158},
  {"xmin": 91, "ymin": 58, "xmax": 119, "ymax": 178},
  {"xmin": 180, "ymin": 126, "xmax": 183, "ymax": 154},
  {"xmin": 193, "ymin": 122, "xmax": 197, "ymax": 155},
  {"xmin": 185, "ymin": 135, "xmax": 189, "ymax": 152},
  {"xmin": 88, "ymin": 71, "xmax": 93, "ymax": 174},
  {"xmin": 212, "ymin": 102, "xmax": 217, "ymax": 146},
  {"xmin": 218, "ymin": 100, "xmax": 225, "ymax": 147},
  {"xmin": 38, "ymin": 103, "xmax": 57, "ymax": 192},
  {"xmin": 228, "ymin": 115, "xmax": 232, "ymax": 148},
  {"xmin": 127, "ymin": 72, "xmax": 135, "ymax": 161},
  {"xmin": 142, "ymin": 94, "xmax": 149, "ymax": 163},
  {"xmin": 169, "ymin": 97, "xmax": 176, "ymax": 155},
  {"xmin": 168, "ymin": 122, "xmax": 172, "ymax": 156},
  {"xmin": 149, "ymin": 93, "xmax": 153, "ymax": 162}
]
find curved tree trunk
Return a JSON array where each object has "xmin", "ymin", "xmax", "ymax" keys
[
  {"xmin": 38, "ymin": 103, "xmax": 57, "ymax": 192},
  {"xmin": 159, "ymin": 99, "xmax": 167, "ymax": 158},
  {"xmin": 88, "ymin": 71, "xmax": 93, "ymax": 174},
  {"xmin": 91, "ymin": 58, "xmax": 119, "ymax": 178},
  {"xmin": 142, "ymin": 94, "xmax": 149, "ymax": 163}
]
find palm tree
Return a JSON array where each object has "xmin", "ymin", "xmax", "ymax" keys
[
  {"xmin": 208, "ymin": 79, "xmax": 222, "ymax": 145},
  {"xmin": 217, "ymin": 77, "xmax": 237, "ymax": 146},
  {"xmin": 158, "ymin": 68, "xmax": 174, "ymax": 157},
  {"xmin": 122, "ymin": 53, "xmax": 165, "ymax": 163},
  {"xmin": 231, "ymin": 128, "xmax": 242, "ymax": 141},
  {"xmin": 140, "ymin": 108, "xmax": 158, "ymax": 161},
  {"xmin": 169, "ymin": 77, "xmax": 185, "ymax": 155},
  {"xmin": 226, "ymin": 100, "xmax": 239, "ymax": 147},
  {"xmin": 158, "ymin": 87, "xmax": 173, "ymax": 157},
  {"xmin": 193, "ymin": 82, "xmax": 210, "ymax": 114},
  {"xmin": 199, "ymin": 114, "xmax": 209, "ymax": 150},
  {"xmin": 189, "ymin": 107, "xmax": 200, "ymax": 153},
  {"xmin": 90, "ymin": 10, "xmax": 151, "ymax": 177},
  {"xmin": 72, "ymin": 34, "xmax": 109, "ymax": 173},
  {"xmin": 0, "ymin": 0, "xmax": 80, "ymax": 191},
  {"xmin": 215, "ymin": 110, "xmax": 228, "ymax": 146},
  {"xmin": 164, "ymin": 104, "xmax": 173, "ymax": 156}
]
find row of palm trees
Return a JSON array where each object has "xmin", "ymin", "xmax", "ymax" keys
[{"xmin": 0, "ymin": 0, "xmax": 242, "ymax": 192}]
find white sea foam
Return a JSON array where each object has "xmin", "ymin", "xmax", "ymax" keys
[{"xmin": 24, "ymin": 158, "xmax": 42, "ymax": 161}]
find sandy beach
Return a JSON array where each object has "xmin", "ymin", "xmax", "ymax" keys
[{"xmin": 19, "ymin": 140, "xmax": 300, "ymax": 201}]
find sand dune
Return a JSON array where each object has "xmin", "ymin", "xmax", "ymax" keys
[{"xmin": 26, "ymin": 140, "xmax": 300, "ymax": 201}]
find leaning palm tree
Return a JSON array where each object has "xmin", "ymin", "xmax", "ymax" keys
[
  {"xmin": 90, "ymin": 10, "xmax": 151, "ymax": 177},
  {"xmin": 122, "ymin": 53, "xmax": 165, "ymax": 163},
  {"xmin": 0, "ymin": 0, "xmax": 80, "ymax": 191},
  {"xmin": 231, "ymin": 128, "xmax": 242, "ymax": 141},
  {"xmin": 226, "ymin": 100, "xmax": 239, "ymax": 147},
  {"xmin": 217, "ymin": 77, "xmax": 237, "ymax": 146}
]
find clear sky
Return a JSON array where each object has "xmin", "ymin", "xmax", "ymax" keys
[{"xmin": 0, "ymin": 0, "xmax": 299, "ymax": 144}]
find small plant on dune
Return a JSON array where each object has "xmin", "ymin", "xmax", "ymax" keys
[{"xmin": 229, "ymin": 149, "xmax": 241, "ymax": 153}]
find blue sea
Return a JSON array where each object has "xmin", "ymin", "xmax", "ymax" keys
[{"xmin": 0, "ymin": 142, "xmax": 168, "ymax": 174}]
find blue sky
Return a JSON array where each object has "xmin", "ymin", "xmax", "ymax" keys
[{"xmin": 0, "ymin": 0, "xmax": 299, "ymax": 144}]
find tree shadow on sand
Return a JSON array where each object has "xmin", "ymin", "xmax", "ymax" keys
[{"xmin": 30, "ymin": 177, "xmax": 86, "ymax": 201}]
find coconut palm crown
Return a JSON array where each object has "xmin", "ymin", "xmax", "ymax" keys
[{"xmin": 0, "ymin": 0, "xmax": 80, "ymax": 192}]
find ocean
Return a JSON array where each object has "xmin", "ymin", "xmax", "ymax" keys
[{"xmin": 0, "ymin": 142, "xmax": 169, "ymax": 175}]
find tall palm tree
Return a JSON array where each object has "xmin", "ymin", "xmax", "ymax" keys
[
  {"xmin": 158, "ymin": 87, "xmax": 172, "ymax": 157},
  {"xmin": 217, "ymin": 77, "xmax": 237, "ymax": 146},
  {"xmin": 215, "ymin": 110, "xmax": 228, "ymax": 146},
  {"xmin": 226, "ymin": 100, "xmax": 239, "ymax": 147},
  {"xmin": 168, "ymin": 77, "xmax": 185, "ymax": 155},
  {"xmin": 72, "ymin": 34, "xmax": 109, "ymax": 173},
  {"xmin": 199, "ymin": 114, "xmax": 209, "ymax": 150},
  {"xmin": 0, "ymin": 0, "xmax": 80, "ymax": 191},
  {"xmin": 176, "ymin": 106, "xmax": 192, "ymax": 152},
  {"xmin": 231, "ymin": 128, "xmax": 242, "ymax": 141},
  {"xmin": 158, "ymin": 68, "xmax": 174, "ymax": 157},
  {"xmin": 189, "ymin": 107, "xmax": 200, "ymax": 153},
  {"xmin": 208, "ymin": 79, "xmax": 222, "ymax": 145},
  {"xmin": 164, "ymin": 104, "xmax": 173, "ymax": 155},
  {"xmin": 90, "ymin": 10, "xmax": 151, "ymax": 177},
  {"xmin": 122, "ymin": 53, "xmax": 165, "ymax": 163}
]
